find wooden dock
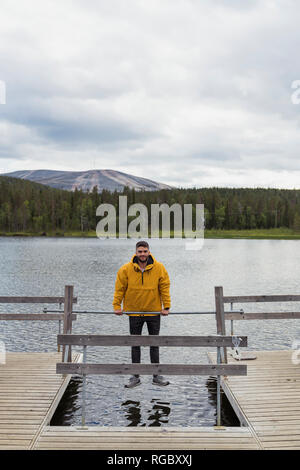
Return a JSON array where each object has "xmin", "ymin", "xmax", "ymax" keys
[
  {"xmin": 0, "ymin": 350, "xmax": 258, "ymax": 450},
  {"xmin": 1, "ymin": 285, "xmax": 299, "ymax": 450},
  {"xmin": 208, "ymin": 350, "xmax": 300, "ymax": 450},
  {"xmin": 0, "ymin": 352, "xmax": 81, "ymax": 450},
  {"xmin": 1, "ymin": 349, "xmax": 300, "ymax": 449}
]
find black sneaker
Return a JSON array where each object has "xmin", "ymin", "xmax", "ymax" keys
[
  {"xmin": 125, "ymin": 375, "xmax": 141, "ymax": 388},
  {"xmin": 152, "ymin": 375, "xmax": 170, "ymax": 386}
]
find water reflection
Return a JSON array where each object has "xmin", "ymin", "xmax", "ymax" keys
[
  {"xmin": 50, "ymin": 377, "xmax": 82, "ymax": 425},
  {"xmin": 122, "ymin": 398, "xmax": 171, "ymax": 427},
  {"xmin": 121, "ymin": 400, "xmax": 143, "ymax": 427},
  {"xmin": 148, "ymin": 399, "xmax": 171, "ymax": 426},
  {"xmin": 205, "ymin": 376, "xmax": 239, "ymax": 426},
  {"xmin": 50, "ymin": 377, "xmax": 239, "ymax": 427}
]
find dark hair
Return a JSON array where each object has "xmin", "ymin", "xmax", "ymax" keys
[{"xmin": 136, "ymin": 240, "xmax": 149, "ymax": 249}]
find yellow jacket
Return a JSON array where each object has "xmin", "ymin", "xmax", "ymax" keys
[{"xmin": 113, "ymin": 253, "xmax": 171, "ymax": 315}]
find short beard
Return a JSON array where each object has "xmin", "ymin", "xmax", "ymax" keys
[{"xmin": 137, "ymin": 254, "xmax": 148, "ymax": 263}]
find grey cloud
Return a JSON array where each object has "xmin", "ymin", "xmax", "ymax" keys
[
  {"xmin": 12, "ymin": 113, "xmax": 149, "ymax": 146},
  {"xmin": 1, "ymin": 0, "xmax": 300, "ymax": 188}
]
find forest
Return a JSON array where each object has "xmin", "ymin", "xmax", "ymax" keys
[{"xmin": 1, "ymin": 175, "xmax": 300, "ymax": 234}]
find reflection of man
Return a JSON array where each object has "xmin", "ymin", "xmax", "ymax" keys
[{"xmin": 113, "ymin": 240, "xmax": 171, "ymax": 388}]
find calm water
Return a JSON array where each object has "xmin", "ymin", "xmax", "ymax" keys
[{"xmin": 1, "ymin": 236, "xmax": 300, "ymax": 427}]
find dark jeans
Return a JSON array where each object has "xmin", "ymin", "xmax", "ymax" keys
[{"xmin": 129, "ymin": 315, "xmax": 161, "ymax": 376}]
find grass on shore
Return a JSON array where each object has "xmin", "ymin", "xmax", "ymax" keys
[
  {"xmin": 1, "ymin": 228, "xmax": 300, "ymax": 239},
  {"xmin": 204, "ymin": 228, "xmax": 300, "ymax": 239}
]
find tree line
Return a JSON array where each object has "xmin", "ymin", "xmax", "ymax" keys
[{"xmin": 1, "ymin": 175, "xmax": 300, "ymax": 233}]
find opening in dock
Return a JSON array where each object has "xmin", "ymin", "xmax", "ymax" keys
[{"xmin": 50, "ymin": 376, "xmax": 241, "ymax": 427}]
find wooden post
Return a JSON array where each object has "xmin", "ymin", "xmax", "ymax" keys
[
  {"xmin": 62, "ymin": 285, "xmax": 74, "ymax": 362},
  {"xmin": 215, "ymin": 286, "xmax": 227, "ymax": 363}
]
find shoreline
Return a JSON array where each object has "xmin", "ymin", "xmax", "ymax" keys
[{"xmin": 1, "ymin": 228, "xmax": 300, "ymax": 240}]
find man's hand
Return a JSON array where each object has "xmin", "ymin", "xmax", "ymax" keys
[
  {"xmin": 114, "ymin": 309, "xmax": 123, "ymax": 315},
  {"xmin": 161, "ymin": 309, "xmax": 169, "ymax": 316}
]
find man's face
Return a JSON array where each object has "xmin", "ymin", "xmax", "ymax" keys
[{"xmin": 136, "ymin": 246, "xmax": 149, "ymax": 263}]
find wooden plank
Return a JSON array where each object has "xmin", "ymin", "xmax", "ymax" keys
[
  {"xmin": 214, "ymin": 286, "xmax": 227, "ymax": 363},
  {"xmin": 35, "ymin": 436, "xmax": 254, "ymax": 443},
  {"xmin": 225, "ymin": 312, "xmax": 300, "ymax": 320},
  {"xmin": 255, "ymin": 426, "xmax": 300, "ymax": 433},
  {"xmin": 36, "ymin": 443, "xmax": 259, "ymax": 450},
  {"xmin": 62, "ymin": 285, "xmax": 74, "ymax": 362},
  {"xmin": 56, "ymin": 362, "xmax": 247, "ymax": 376},
  {"xmin": 0, "ymin": 420, "xmax": 41, "ymax": 425},
  {"xmin": 0, "ymin": 438, "xmax": 34, "ymax": 445},
  {"xmin": 0, "ymin": 296, "xmax": 77, "ymax": 304},
  {"xmin": 236, "ymin": 403, "xmax": 300, "ymax": 410},
  {"xmin": 223, "ymin": 294, "xmax": 300, "ymax": 303},
  {"xmin": 42, "ymin": 425, "xmax": 252, "ymax": 433},
  {"xmin": 57, "ymin": 334, "xmax": 247, "ymax": 347},
  {"xmin": 0, "ymin": 314, "xmax": 76, "ymax": 321},
  {"xmin": 36, "ymin": 433, "xmax": 255, "ymax": 440},
  {"xmin": 29, "ymin": 353, "xmax": 82, "ymax": 450}
]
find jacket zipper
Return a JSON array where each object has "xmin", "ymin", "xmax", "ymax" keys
[{"xmin": 141, "ymin": 271, "xmax": 144, "ymax": 285}]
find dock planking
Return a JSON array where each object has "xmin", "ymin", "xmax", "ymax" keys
[
  {"xmin": 0, "ymin": 351, "xmax": 259, "ymax": 450},
  {"xmin": 208, "ymin": 350, "xmax": 300, "ymax": 449},
  {"xmin": 34, "ymin": 426, "xmax": 259, "ymax": 450},
  {"xmin": 0, "ymin": 352, "xmax": 81, "ymax": 450},
  {"xmin": 1, "ymin": 349, "xmax": 299, "ymax": 449}
]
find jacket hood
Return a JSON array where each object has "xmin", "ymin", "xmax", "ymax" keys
[{"xmin": 131, "ymin": 252, "xmax": 156, "ymax": 271}]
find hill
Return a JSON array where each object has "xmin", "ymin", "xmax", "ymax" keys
[{"xmin": 2, "ymin": 169, "xmax": 173, "ymax": 192}]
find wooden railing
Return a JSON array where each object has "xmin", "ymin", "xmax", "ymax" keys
[
  {"xmin": 0, "ymin": 285, "xmax": 77, "ymax": 358},
  {"xmin": 56, "ymin": 334, "xmax": 248, "ymax": 427},
  {"xmin": 214, "ymin": 286, "xmax": 300, "ymax": 362}
]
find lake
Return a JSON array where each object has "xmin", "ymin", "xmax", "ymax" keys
[{"xmin": 0, "ymin": 236, "xmax": 299, "ymax": 427}]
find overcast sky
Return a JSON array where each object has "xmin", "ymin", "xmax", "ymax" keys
[{"xmin": 0, "ymin": 0, "xmax": 300, "ymax": 188}]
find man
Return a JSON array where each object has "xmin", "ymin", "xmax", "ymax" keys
[{"xmin": 113, "ymin": 240, "xmax": 171, "ymax": 388}]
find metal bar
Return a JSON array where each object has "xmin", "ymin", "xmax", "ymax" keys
[
  {"xmin": 58, "ymin": 302, "xmax": 62, "ymax": 352},
  {"xmin": 44, "ymin": 309, "xmax": 244, "ymax": 315},
  {"xmin": 230, "ymin": 302, "xmax": 234, "ymax": 340},
  {"xmin": 63, "ymin": 344, "xmax": 69, "ymax": 363},
  {"xmin": 58, "ymin": 320, "xmax": 62, "ymax": 352},
  {"xmin": 82, "ymin": 345, "xmax": 87, "ymax": 428},
  {"xmin": 217, "ymin": 346, "xmax": 221, "ymax": 427},
  {"xmin": 58, "ymin": 301, "xmax": 62, "ymax": 353}
]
